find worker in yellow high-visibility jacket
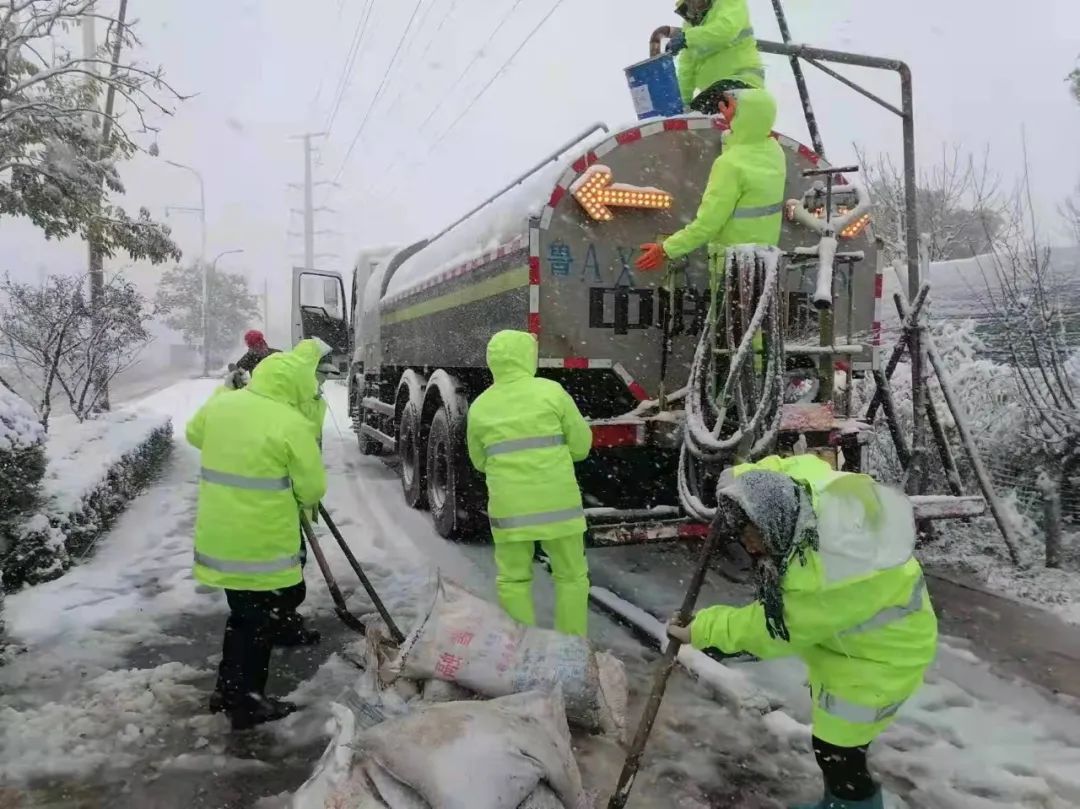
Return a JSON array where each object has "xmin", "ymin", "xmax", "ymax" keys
[
  {"xmin": 667, "ymin": 455, "xmax": 938, "ymax": 809},
  {"xmin": 187, "ymin": 340, "xmax": 327, "ymax": 730},
  {"xmin": 668, "ymin": 0, "xmax": 766, "ymax": 108},
  {"xmin": 466, "ymin": 330, "xmax": 593, "ymax": 637}
]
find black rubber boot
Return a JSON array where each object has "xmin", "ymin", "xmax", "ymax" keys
[
  {"xmin": 228, "ymin": 695, "xmax": 298, "ymax": 731},
  {"xmin": 209, "ymin": 689, "xmax": 226, "ymax": 714},
  {"xmin": 272, "ymin": 614, "xmax": 321, "ymax": 647}
]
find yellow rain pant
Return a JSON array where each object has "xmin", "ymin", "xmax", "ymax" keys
[{"xmin": 493, "ymin": 534, "xmax": 590, "ymax": 637}]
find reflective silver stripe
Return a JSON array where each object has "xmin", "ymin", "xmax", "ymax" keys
[
  {"xmin": 201, "ymin": 468, "xmax": 290, "ymax": 491},
  {"xmin": 194, "ymin": 550, "xmax": 301, "ymax": 574},
  {"xmin": 490, "ymin": 507, "xmax": 584, "ymax": 530},
  {"xmin": 732, "ymin": 201, "xmax": 784, "ymax": 219},
  {"xmin": 839, "ymin": 575, "xmax": 926, "ymax": 637},
  {"xmin": 486, "ymin": 435, "xmax": 566, "ymax": 458},
  {"xmin": 732, "ymin": 26, "xmax": 755, "ymax": 44},
  {"xmin": 817, "ymin": 689, "xmax": 904, "ymax": 724}
]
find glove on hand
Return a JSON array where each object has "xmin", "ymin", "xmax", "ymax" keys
[{"xmin": 666, "ymin": 30, "xmax": 687, "ymax": 54}]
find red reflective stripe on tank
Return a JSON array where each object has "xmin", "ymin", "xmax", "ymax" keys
[
  {"xmin": 529, "ymin": 256, "xmax": 541, "ymax": 284},
  {"xmin": 572, "ymin": 151, "xmax": 599, "ymax": 173},
  {"xmin": 874, "ymin": 273, "xmax": 884, "ymax": 298},
  {"xmin": 563, "ymin": 357, "xmax": 590, "ymax": 370},
  {"xmin": 663, "ymin": 119, "xmax": 689, "ymax": 132},
  {"xmin": 798, "ymin": 144, "xmax": 821, "ymax": 165},
  {"xmin": 627, "ymin": 381, "xmax": 649, "ymax": 402},
  {"xmin": 616, "ymin": 129, "xmax": 642, "ymax": 145},
  {"xmin": 871, "ymin": 321, "xmax": 883, "ymax": 345},
  {"xmin": 528, "ymin": 312, "xmax": 540, "ymax": 335},
  {"xmin": 549, "ymin": 186, "xmax": 566, "ymax": 208},
  {"xmin": 679, "ymin": 522, "xmax": 710, "ymax": 538}
]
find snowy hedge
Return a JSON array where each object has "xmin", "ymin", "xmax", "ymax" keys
[
  {"xmin": 0, "ymin": 385, "xmax": 47, "ymax": 640},
  {"xmin": 0, "ymin": 385, "xmax": 46, "ymax": 534},
  {"xmin": 1, "ymin": 410, "xmax": 173, "ymax": 591}
]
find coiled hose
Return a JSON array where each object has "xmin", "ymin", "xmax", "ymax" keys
[{"xmin": 678, "ymin": 247, "xmax": 787, "ymax": 522}]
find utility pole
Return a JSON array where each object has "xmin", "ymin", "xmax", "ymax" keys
[
  {"xmin": 289, "ymin": 133, "xmax": 328, "ymax": 270},
  {"xmin": 83, "ymin": 0, "xmax": 130, "ymax": 411}
]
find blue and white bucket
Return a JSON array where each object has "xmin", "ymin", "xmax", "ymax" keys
[{"xmin": 624, "ymin": 53, "xmax": 684, "ymax": 121}]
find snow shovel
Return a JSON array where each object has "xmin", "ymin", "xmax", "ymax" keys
[
  {"xmin": 607, "ymin": 518, "xmax": 728, "ymax": 809},
  {"xmin": 299, "ymin": 509, "xmax": 405, "ymax": 643}
]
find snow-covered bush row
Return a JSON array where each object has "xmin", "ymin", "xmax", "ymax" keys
[
  {"xmin": 0, "ymin": 385, "xmax": 47, "ymax": 541},
  {"xmin": 1, "ymin": 410, "xmax": 173, "ymax": 592},
  {"xmin": 0, "ymin": 386, "xmax": 47, "ymax": 641}
]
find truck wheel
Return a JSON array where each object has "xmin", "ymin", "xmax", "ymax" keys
[
  {"xmin": 398, "ymin": 403, "xmax": 427, "ymax": 509},
  {"xmin": 426, "ymin": 406, "xmax": 467, "ymax": 540}
]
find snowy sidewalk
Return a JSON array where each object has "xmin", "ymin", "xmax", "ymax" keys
[{"xmin": 2, "ymin": 378, "xmax": 1080, "ymax": 808}]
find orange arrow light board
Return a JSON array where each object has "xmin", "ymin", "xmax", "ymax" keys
[{"xmin": 571, "ymin": 165, "xmax": 673, "ymax": 222}]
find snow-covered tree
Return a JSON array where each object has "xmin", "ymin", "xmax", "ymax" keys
[
  {"xmin": 1069, "ymin": 60, "xmax": 1080, "ymax": 106},
  {"xmin": 1064, "ymin": 186, "xmax": 1080, "ymax": 247},
  {"xmin": 0, "ymin": 0, "xmax": 183, "ymax": 262},
  {"xmin": 155, "ymin": 263, "xmax": 259, "ymax": 366},
  {"xmin": 856, "ymin": 144, "xmax": 1007, "ymax": 263},
  {"xmin": 0, "ymin": 272, "xmax": 155, "ymax": 426}
]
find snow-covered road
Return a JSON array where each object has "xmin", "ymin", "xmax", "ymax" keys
[{"xmin": 3, "ymin": 378, "xmax": 1080, "ymax": 808}]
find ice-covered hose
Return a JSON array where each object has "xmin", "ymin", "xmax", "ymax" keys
[{"xmin": 678, "ymin": 247, "xmax": 786, "ymax": 522}]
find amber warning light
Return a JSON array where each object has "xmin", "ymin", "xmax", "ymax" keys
[{"xmin": 571, "ymin": 165, "xmax": 674, "ymax": 222}]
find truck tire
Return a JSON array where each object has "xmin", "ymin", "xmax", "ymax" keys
[
  {"xmin": 426, "ymin": 406, "xmax": 469, "ymax": 540},
  {"xmin": 398, "ymin": 403, "xmax": 427, "ymax": 509}
]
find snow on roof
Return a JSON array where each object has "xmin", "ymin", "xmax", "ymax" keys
[
  {"xmin": 383, "ymin": 127, "xmax": 615, "ymax": 301},
  {"xmin": 0, "ymin": 385, "xmax": 45, "ymax": 453},
  {"xmin": 879, "ymin": 246, "xmax": 1080, "ymax": 349}
]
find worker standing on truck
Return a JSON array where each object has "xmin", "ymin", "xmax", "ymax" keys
[
  {"xmin": 466, "ymin": 330, "xmax": 594, "ymax": 637},
  {"xmin": 636, "ymin": 85, "xmax": 786, "ymax": 276},
  {"xmin": 187, "ymin": 341, "xmax": 327, "ymax": 730},
  {"xmin": 667, "ymin": 454, "xmax": 938, "ymax": 809},
  {"xmin": 667, "ymin": 0, "xmax": 766, "ymax": 110}
]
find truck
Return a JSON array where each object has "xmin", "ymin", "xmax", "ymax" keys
[{"xmin": 292, "ymin": 107, "xmax": 884, "ymax": 544}]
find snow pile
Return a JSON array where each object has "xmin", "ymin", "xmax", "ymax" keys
[
  {"xmin": 0, "ymin": 661, "xmax": 206, "ymax": 780},
  {"xmin": 386, "ymin": 576, "xmax": 628, "ymax": 737},
  {"xmin": 2, "ymin": 407, "xmax": 173, "ymax": 589}
]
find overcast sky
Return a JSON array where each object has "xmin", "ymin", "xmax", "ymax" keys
[{"xmin": 3, "ymin": 0, "xmax": 1079, "ymax": 346}]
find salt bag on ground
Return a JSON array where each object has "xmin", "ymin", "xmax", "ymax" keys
[
  {"xmin": 385, "ymin": 576, "xmax": 627, "ymax": 737},
  {"xmin": 293, "ymin": 689, "xmax": 590, "ymax": 809}
]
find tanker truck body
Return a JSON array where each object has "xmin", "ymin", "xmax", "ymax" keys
[{"xmin": 293, "ymin": 114, "xmax": 880, "ymax": 542}]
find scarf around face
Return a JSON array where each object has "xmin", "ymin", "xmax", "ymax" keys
[{"xmin": 715, "ymin": 470, "xmax": 818, "ymax": 642}]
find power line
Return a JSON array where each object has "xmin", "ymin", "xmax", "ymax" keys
[
  {"xmin": 333, "ymin": 0, "xmax": 427, "ymax": 184},
  {"xmin": 311, "ymin": 1, "xmax": 369, "ymax": 126},
  {"xmin": 425, "ymin": 0, "xmax": 568, "ymax": 156},
  {"xmin": 371, "ymin": 0, "xmax": 557, "ymax": 184},
  {"xmin": 417, "ymin": 0, "xmax": 528, "ymax": 132},
  {"xmin": 380, "ymin": 0, "xmax": 463, "ymax": 124},
  {"xmin": 324, "ymin": 0, "xmax": 377, "ymax": 139}
]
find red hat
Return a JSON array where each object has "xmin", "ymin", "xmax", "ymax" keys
[{"xmin": 244, "ymin": 329, "xmax": 267, "ymax": 349}]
